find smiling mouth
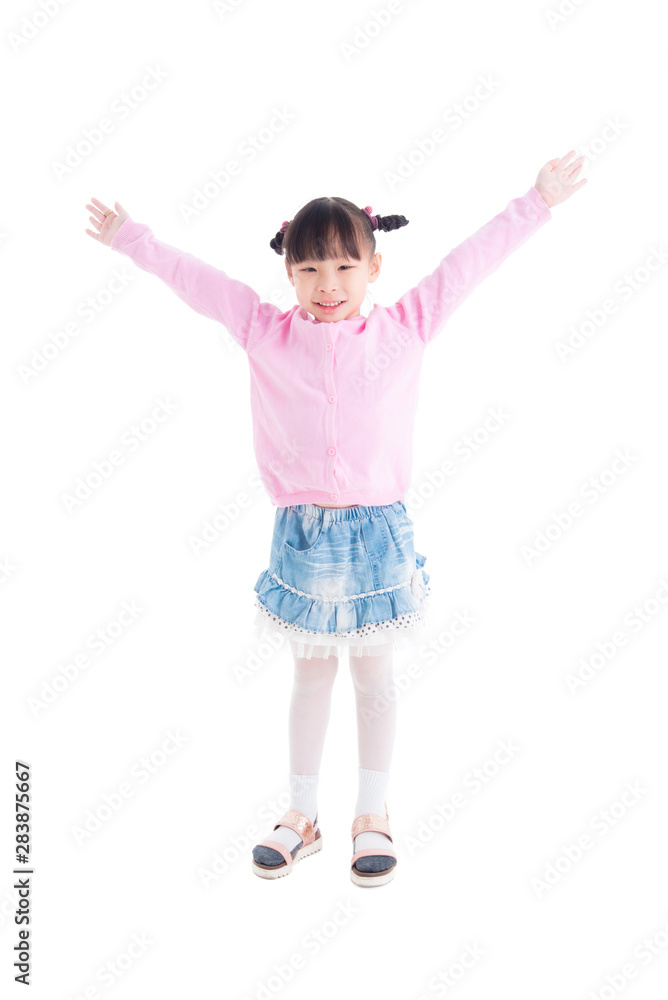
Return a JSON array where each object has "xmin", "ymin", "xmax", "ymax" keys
[{"xmin": 315, "ymin": 300, "xmax": 346, "ymax": 308}]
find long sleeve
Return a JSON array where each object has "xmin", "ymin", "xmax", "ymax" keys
[
  {"xmin": 384, "ymin": 185, "xmax": 552, "ymax": 345},
  {"xmin": 110, "ymin": 217, "xmax": 279, "ymax": 351}
]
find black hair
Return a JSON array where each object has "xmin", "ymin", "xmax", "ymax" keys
[{"xmin": 269, "ymin": 197, "xmax": 409, "ymax": 264}]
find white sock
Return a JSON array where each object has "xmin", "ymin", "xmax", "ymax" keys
[
  {"xmin": 269, "ymin": 773, "xmax": 319, "ymax": 853},
  {"xmin": 354, "ymin": 767, "xmax": 392, "ymax": 853}
]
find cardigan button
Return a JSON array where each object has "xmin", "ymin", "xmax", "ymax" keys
[
  {"xmin": 330, "ymin": 493, "xmax": 339, "ymax": 501},
  {"xmin": 328, "ymin": 394, "xmax": 336, "ymax": 403},
  {"xmin": 325, "ymin": 343, "xmax": 333, "ymax": 351},
  {"xmin": 328, "ymin": 447, "xmax": 336, "ymax": 455}
]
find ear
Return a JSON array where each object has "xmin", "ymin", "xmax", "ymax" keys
[{"xmin": 368, "ymin": 252, "xmax": 382, "ymax": 284}]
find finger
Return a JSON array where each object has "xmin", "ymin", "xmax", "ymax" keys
[
  {"xmin": 88, "ymin": 215, "xmax": 103, "ymax": 232},
  {"xmin": 572, "ymin": 177, "xmax": 588, "ymax": 192},
  {"xmin": 558, "ymin": 149, "xmax": 577, "ymax": 166},
  {"xmin": 85, "ymin": 203, "xmax": 107, "ymax": 222},
  {"xmin": 91, "ymin": 198, "xmax": 118, "ymax": 224},
  {"xmin": 90, "ymin": 196, "xmax": 111, "ymax": 214}
]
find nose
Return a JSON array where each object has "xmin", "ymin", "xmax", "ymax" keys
[{"xmin": 318, "ymin": 267, "xmax": 342, "ymax": 293}]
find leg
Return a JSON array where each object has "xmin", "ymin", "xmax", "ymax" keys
[
  {"xmin": 253, "ymin": 649, "xmax": 339, "ymax": 865},
  {"xmin": 349, "ymin": 647, "xmax": 397, "ymax": 871},
  {"xmin": 289, "ymin": 649, "xmax": 339, "ymax": 775},
  {"xmin": 349, "ymin": 647, "xmax": 396, "ymax": 772}
]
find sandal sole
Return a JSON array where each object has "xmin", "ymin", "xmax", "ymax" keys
[{"xmin": 350, "ymin": 862, "xmax": 396, "ymax": 887}]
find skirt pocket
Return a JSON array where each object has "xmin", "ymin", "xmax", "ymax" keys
[{"xmin": 280, "ymin": 506, "xmax": 326, "ymax": 555}]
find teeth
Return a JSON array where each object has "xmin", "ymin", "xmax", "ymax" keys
[{"xmin": 318, "ymin": 301, "xmax": 342, "ymax": 306}]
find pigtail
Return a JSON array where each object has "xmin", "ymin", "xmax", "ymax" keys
[
  {"xmin": 270, "ymin": 228, "xmax": 286, "ymax": 255},
  {"xmin": 375, "ymin": 213, "xmax": 409, "ymax": 233}
]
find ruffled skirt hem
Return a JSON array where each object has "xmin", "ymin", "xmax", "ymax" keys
[{"xmin": 251, "ymin": 584, "xmax": 432, "ymax": 659}]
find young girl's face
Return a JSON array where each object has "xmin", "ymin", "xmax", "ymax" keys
[{"xmin": 286, "ymin": 252, "xmax": 382, "ymax": 322}]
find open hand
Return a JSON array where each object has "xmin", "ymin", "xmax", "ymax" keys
[
  {"xmin": 84, "ymin": 198, "xmax": 129, "ymax": 246},
  {"xmin": 534, "ymin": 151, "xmax": 587, "ymax": 209}
]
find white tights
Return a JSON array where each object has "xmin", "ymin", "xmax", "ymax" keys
[
  {"xmin": 289, "ymin": 647, "xmax": 396, "ymax": 773},
  {"xmin": 268, "ymin": 647, "xmax": 396, "ymax": 855}
]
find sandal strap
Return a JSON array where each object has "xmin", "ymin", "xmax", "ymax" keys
[
  {"xmin": 351, "ymin": 847, "xmax": 397, "ymax": 867},
  {"xmin": 274, "ymin": 809, "xmax": 316, "ymax": 846},
  {"xmin": 255, "ymin": 839, "xmax": 294, "ymax": 867},
  {"xmin": 351, "ymin": 812, "xmax": 392, "ymax": 841}
]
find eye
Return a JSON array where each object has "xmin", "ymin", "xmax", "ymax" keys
[{"xmin": 300, "ymin": 264, "xmax": 355, "ymax": 272}]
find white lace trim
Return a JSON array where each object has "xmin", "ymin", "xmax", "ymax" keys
[{"xmin": 252, "ymin": 585, "xmax": 431, "ymax": 660}]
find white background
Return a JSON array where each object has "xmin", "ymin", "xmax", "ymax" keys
[{"xmin": 2, "ymin": 0, "xmax": 667, "ymax": 997}]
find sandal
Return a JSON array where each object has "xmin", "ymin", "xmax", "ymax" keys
[
  {"xmin": 252, "ymin": 809, "xmax": 323, "ymax": 879},
  {"xmin": 350, "ymin": 801, "xmax": 397, "ymax": 887}
]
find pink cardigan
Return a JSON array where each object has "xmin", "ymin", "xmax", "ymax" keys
[{"xmin": 111, "ymin": 185, "xmax": 551, "ymax": 506}]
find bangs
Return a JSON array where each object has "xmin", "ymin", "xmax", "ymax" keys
[{"xmin": 284, "ymin": 200, "xmax": 371, "ymax": 265}]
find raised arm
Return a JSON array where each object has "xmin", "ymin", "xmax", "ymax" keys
[
  {"xmin": 384, "ymin": 185, "xmax": 552, "ymax": 345},
  {"xmin": 384, "ymin": 151, "xmax": 587, "ymax": 346},
  {"xmin": 85, "ymin": 198, "xmax": 278, "ymax": 352}
]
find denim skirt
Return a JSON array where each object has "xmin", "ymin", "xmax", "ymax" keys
[{"xmin": 252, "ymin": 501, "xmax": 431, "ymax": 660}]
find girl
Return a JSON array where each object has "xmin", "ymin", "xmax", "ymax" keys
[{"xmin": 84, "ymin": 150, "xmax": 586, "ymax": 887}]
